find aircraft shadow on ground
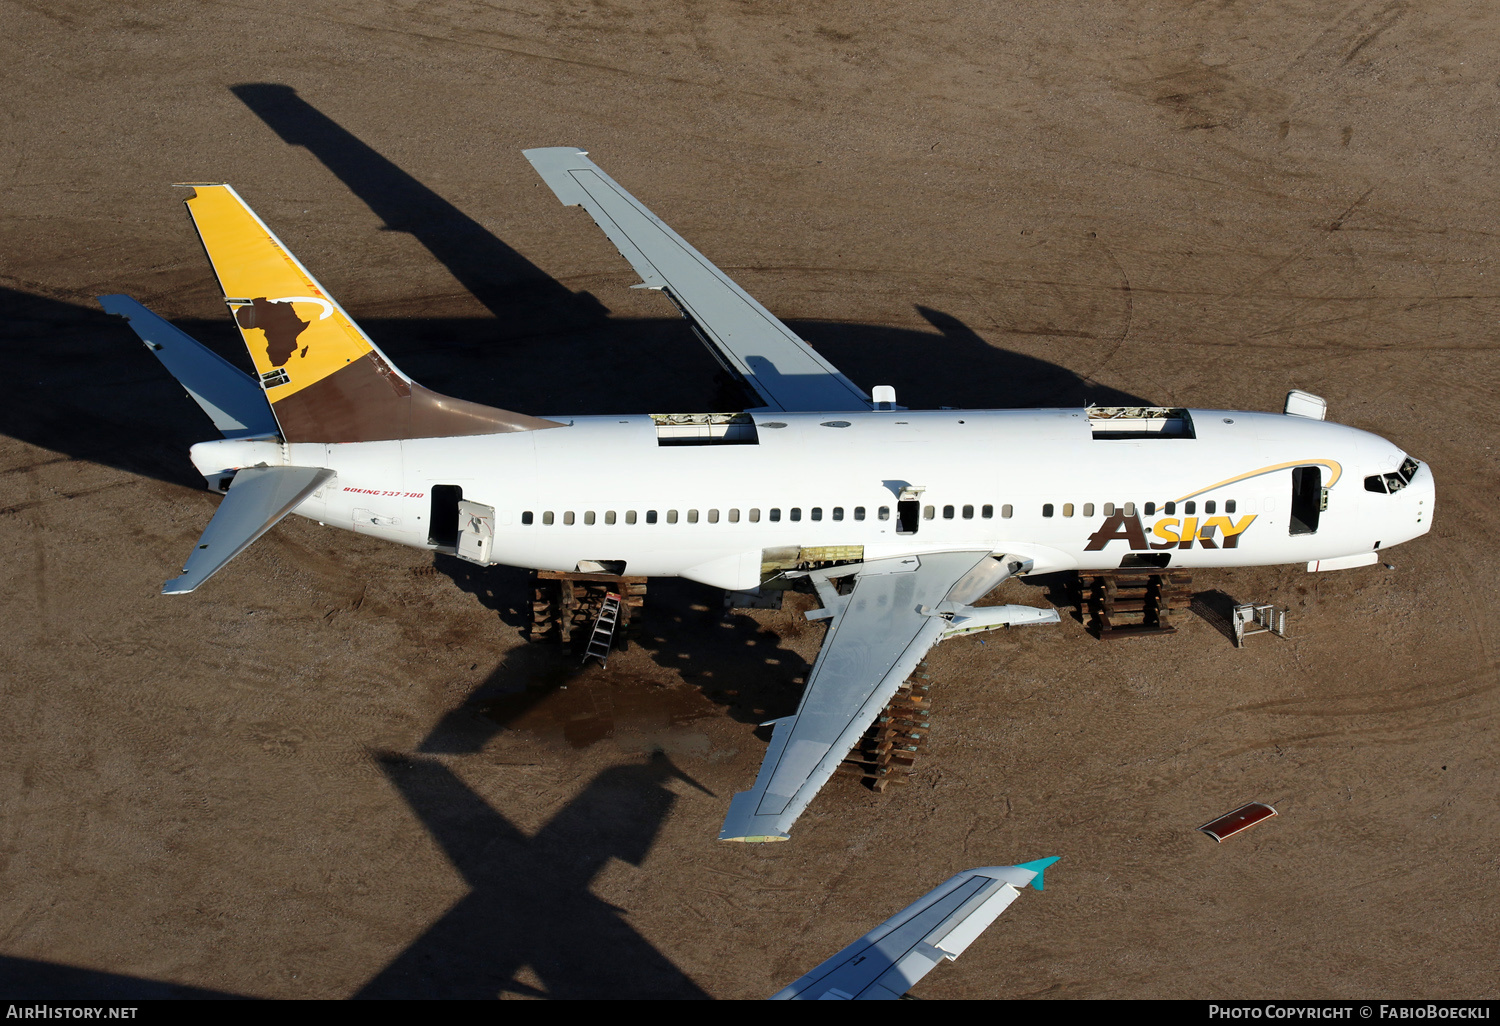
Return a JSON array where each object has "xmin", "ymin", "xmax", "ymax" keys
[
  {"xmin": 357, "ymin": 749, "xmax": 711, "ymax": 999},
  {"xmin": 419, "ymin": 570, "xmax": 815, "ymax": 754},
  {"xmin": 0, "ymin": 752, "xmax": 712, "ymax": 1000},
  {"xmin": 0, "ymin": 956, "xmax": 243, "ymax": 1000}
]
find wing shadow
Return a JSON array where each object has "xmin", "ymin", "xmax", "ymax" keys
[
  {"xmin": 357, "ymin": 750, "xmax": 709, "ymax": 999},
  {"xmin": 229, "ymin": 83, "xmax": 607, "ymax": 336},
  {"xmin": 0, "ymin": 955, "xmax": 244, "ymax": 999}
]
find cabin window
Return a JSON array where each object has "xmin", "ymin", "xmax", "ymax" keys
[
  {"xmin": 543, "ymin": 511, "xmax": 555, "ymax": 525},
  {"xmin": 943, "ymin": 505, "xmax": 955, "ymax": 519},
  {"xmin": 790, "ymin": 508, "xmax": 802, "ymax": 522},
  {"xmin": 522, "ymin": 511, "xmax": 534, "ymax": 525},
  {"xmin": 769, "ymin": 508, "xmax": 781, "ymax": 522},
  {"xmin": 833, "ymin": 507, "xmax": 845, "ymax": 521},
  {"xmin": 686, "ymin": 509, "xmax": 698, "ymax": 523},
  {"xmin": 1062, "ymin": 503, "xmax": 1074, "ymax": 518},
  {"xmin": 645, "ymin": 510, "xmax": 657, "ymax": 524},
  {"xmin": 854, "ymin": 507, "xmax": 865, "ymax": 521},
  {"xmin": 878, "ymin": 506, "xmax": 890, "ymax": 521},
  {"xmin": 749, "ymin": 508, "xmax": 761, "ymax": 522},
  {"xmin": 923, "ymin": 505, "xmax": 935, "ymax": 520},
  {"xmin": 584, "ymin": 511, "xmax": 596, "ymax": 525},
  {"xmin": 1164, "ymin": 502, "xmax": 1175, "ymax": 515},
  {"xmin": 562, "ymin": 511, "xmax": 575, "ymax": 525},
  {"xmin": 1184, "ymin": 501, "xmax": 1195, "ymax": 515},
  {"xmin": 1103, "ymin": 502, "xmax": 1115, "ymax": 516},
  {"xmin": 1123, "ymin": 502, "xmax": 1135, "ymax": 516},
  {"xmin": 708, "ymin": 509, "xmax": 719, "ymax": 523},
  {"xmin": 982, "ymin": 504, "xmax": 993, "ymax": 518},
  {"xmin": 1001, "ymin": 504, "xmax": 1013, "ymax": 519},
  {"xmin": 1226, "ymin": 499, "xmax": 1237, "ymax": 513},
  {"xmin": 626, "ymin": 510, "xmax": 638, "ymax": 524},
  {"xmin": 667, "ymin": 510, "xmax": 679, "ymax": 524},
  {"xmin": 1144, "ymin": 502, "xmax": 1155, "ymax": 516},
  {"xmin": 963, "ymin": 504, "xmax": 974, "ymax": 519},
  {"xmin": 1042, "ymin": 503, "xmax": 1054, "ymax": 518},
  {"xmin": 605, "ymin": 511, "xmax": 616, "ymax": 524},
  {"xmin": 728, "ymin": 509, "xmax": 740, "ymax": 522},
  {"xmin": 1083, "ymin": 503, "xmax": 1094, "ymax": 517},
  {"xmin": 1205, "ymin": 500, "xmax": 1216, "ymax": 515},
  {"xmin": 811, "ymin": 507, "xmax": 822, "ymax": 521}
]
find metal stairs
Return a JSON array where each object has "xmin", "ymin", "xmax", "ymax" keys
[{"xmin": 581, "ymin": 591, "xmax": 623, "ymax": 667}]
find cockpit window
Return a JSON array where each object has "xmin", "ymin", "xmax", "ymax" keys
[
  {"xmin": 1365, "ymin": 475, "xmax": 1387, "ymax": 494},
  {"xmin": 1399, "ymin": 457, "xmax": 1419, "ymax": 482},
  {"xmin": 1384, "ymin": 473, "xmax": 1406, "ymax": 492}
]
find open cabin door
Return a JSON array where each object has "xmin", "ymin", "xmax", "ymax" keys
[{"xmin": 457, "ymin": 500, "xmax": 496, "ymax": 565}]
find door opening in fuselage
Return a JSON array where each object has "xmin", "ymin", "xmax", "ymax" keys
[
  {"xmin": 1289, "ymin": 466, "xmax": 1322, "ymax": 536},
  {"xmin": 429, "ymin": 485, "xmax": 464, "ymax": 549},
  {"xmin": 896, "ymin": 499, "xmax": 920, "ymax": 535}
]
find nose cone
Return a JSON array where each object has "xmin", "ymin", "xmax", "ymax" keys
[
  {"xmin": 1411, "ymin": 461, "xmax": 1435, "ymax": 537},
  {"xmin": 1388, "ymin": 459, "xmax": 1434, "ymax": 546}
]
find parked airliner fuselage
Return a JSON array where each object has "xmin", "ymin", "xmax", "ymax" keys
[{"xmin": 189, "ymin": 406, "xmax": 1432, "ymax": 590}]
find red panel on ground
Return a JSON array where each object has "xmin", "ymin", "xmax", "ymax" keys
[{"xmin": 1200, "ymin": 802, "xmax": 1278, "ymax": 842}]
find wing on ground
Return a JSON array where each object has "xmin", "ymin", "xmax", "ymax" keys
[
  {"xmin": 523, "ymin": 147, "xmax": 872, "ymax": 413},
  {"xmin": 720, "ymin": 550, "xmax": 997, "ymax": 842},
  {"xmin": 772, "ymin": 860, "xmax": 1059, "ymax": 1000}
]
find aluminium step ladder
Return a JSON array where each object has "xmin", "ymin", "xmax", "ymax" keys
[{"xmin": 581, "ymin": 592, "xmax": 623, "ymax": 667}]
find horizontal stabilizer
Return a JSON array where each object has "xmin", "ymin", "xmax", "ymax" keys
[
  {"xmin": 99, "ymin": 294, "xmax": 278, "ymax": 439},
  {"xmin": 771, "ymin": 861, "xmax": 1060, "ymax": 1000},
  {"xmin": 163, "ymin": 466, "xmax": 333, "ymax": 594}
]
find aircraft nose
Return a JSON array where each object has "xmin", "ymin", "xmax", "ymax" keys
[{"xmin": 1412, "ymin": 461, "xmax": 1434, "ymax": 535}]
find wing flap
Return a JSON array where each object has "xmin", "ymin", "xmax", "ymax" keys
[
  {"xmin": 162, "ymin": 466, "xmax": 333, "ymax": 594},
  {"xmin": 523, "ymin": 147, "xmax": 871, "ymax": 413}
]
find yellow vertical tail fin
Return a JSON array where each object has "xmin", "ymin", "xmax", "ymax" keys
[{"xmin": 181, "ymin": 184, "xmax": 559, "ymax": 443}]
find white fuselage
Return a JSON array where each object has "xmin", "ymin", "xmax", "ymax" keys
[{"xmin": 199, "ymin": 408, "xmax": 1432, "ymax": 590}]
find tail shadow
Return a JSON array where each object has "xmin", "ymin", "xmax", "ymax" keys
[{"xmin": 229, "ymin": 83, "xmax": 606, "ymax": 337}]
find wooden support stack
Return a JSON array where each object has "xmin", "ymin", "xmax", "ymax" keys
[
  {"xmin": 1076, "ymin": 570, "xmax": 1192, "ymax": 640},
  {"xmin": 836, "ymin": 662, "xmax": 933, "ymax": 792},
  {"xmin": 530, "ymin": 571, "xmax": 647, "ymax": 649}
]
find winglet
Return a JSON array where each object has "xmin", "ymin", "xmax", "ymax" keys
[{"xmin": 1015, "ymin": 856, "xmax": 1060, "ymax": 891}]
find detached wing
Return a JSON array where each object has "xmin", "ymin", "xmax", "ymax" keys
[
  {"xmin": 720, "ymin": 551, "xmax": 995, "ymax": 842},
  {"xmin": 772, "ymin": 860, "xmax": 1059, "ymax": 1000},
  {"xmin": 523, "ymin": 147, "xmax": 871, "ymax": 413}
]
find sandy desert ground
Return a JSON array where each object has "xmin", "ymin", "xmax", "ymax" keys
[{"xmin": 1, "ymin": 0, "xmax": 1496, "ymax": 999}]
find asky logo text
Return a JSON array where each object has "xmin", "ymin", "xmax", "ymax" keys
[{"xmin": 1084, "ymin": 511, "xmax": 1257, "ymax": 551}]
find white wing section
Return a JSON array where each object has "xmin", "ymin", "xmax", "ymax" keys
[
  {"xmin": 523, "ymin": 147, "xmax": 872, "ymax": 413},
  {"xmin": 720, "ymin": 551, "xmax": 995, "ymax": 842},
  {"xmin": 772, "ymin": 860, "xmax": 1059, "ymax": 1000}
]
